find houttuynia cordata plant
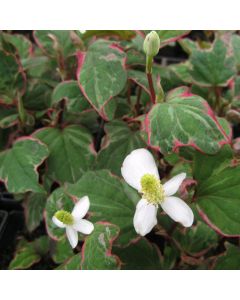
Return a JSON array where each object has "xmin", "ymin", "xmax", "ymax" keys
[{"xmin": 0, "ymin": 30, "xmax": 240, "ymax": 270}]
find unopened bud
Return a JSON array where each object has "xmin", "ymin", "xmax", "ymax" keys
[{"xmin": 143, "ymin": 31, "xmax": 160, "ymax": 57}]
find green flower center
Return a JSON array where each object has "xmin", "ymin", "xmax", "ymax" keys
[
  {"xmin": 55, "ymin": 210, "xmax": 74, "ymax": 225},
  {"xmin": 140, "ymin": 174, "xmax": 165, "ymax": 205}
]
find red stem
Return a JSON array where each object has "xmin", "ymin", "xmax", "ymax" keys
[{"xmin": 147, "ymin": 73, "xmax": 156, "ymax": 104}]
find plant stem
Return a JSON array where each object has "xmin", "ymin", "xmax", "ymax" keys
[
  {"xmin": 147, "ymin": 72, "xmax": 156, "ymax": 104},
  {"xmin": 214, "ymin": 86, "xmax": 222, "ymax": 114}
]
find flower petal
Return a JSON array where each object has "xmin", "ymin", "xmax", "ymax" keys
[
  {"xmin": 66, "ymin": 227, "xmax": 78, "ymax": 248},
  {"xmin": 133, "ymin": 198, "xmax": 158, "ymax": 236},
  {"xmin": 52, "ymin": 216, "xmax": 66, "ymax": 228},
  {"xmin": 161, "ymin": 196, "xmax": 194, "ymax": 227},
  {"xmin": 163, "ymin": 173, "xmax": 186, "ymax": 197},
  {"xmin": 73, "ymin": 219, "xmax": 94, "ymax": 235},
  {"xmin": 72, "ymin": 196, "xmax": 90, "ymax": 220},
  {"xmin": 121, "ymin": 148, "xmax": 159, "ymax": 191}
]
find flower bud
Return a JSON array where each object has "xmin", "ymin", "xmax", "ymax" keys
[{"xmin": 143, "ymin": 31, "xmax": 160, "ymax": 57}]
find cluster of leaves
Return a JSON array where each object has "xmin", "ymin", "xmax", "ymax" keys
[{"xmin": 0, "ymin": 30, "xmax": 240, "ymax": 270}]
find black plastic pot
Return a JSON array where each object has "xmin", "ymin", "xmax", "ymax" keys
[
  {"xmin": 0, "ymin": 210, "xmax": 24, "ymax": 269},
  {"xmin": 0, "ymin": 192, "xmax": 23, "ymax": 212}
]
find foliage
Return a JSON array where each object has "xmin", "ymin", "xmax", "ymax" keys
[{"xmin": 0, "ymin": 30, "xmax": 240, "ymax": 270}]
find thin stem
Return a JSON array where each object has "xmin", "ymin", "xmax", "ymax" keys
[
  {"xmin": 214, "ymin": 86, "xmax": 222, "ymax": 114},
  {"xmin": 58, "ymin": 99, "xmax": 65, "ymax": 128},
  {"xmin": 147, "ymin": 72, "xmax": 156, "ymax": 104}
]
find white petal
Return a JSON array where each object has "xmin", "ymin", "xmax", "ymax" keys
[
  {"xmin": 71, "ymin": 196, "xmax": 90, "ymax": 220},
  {"xmin": 163, "ymin": 173, "xmax": 186, "ymax": 197},
  {"xmin": 121, "ymin": 148, "xmax": 159, "ymax": 191},
  {"xmin": 66, "ymin": 227, "xmax": 78, "ymax": 248},
  {"xmin": 133, "ymin": 198, "xmax": 158, "ymax": 236},
  {"xmin": 52, "ymin": 216, "xmax": 66, "ymax": 228},
  {"xmin": 73, "ymin": 219, "xmax": 94, "ymax": 235},
  {"xmin": 161, "ymin": 196, "xmax": 194, "ymax": 227}
]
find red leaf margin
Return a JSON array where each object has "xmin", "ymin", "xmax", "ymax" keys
[
  {"xmin": 143, "ymin": 88, "xmax": 232, "ymax": 154},
  {"xmin": 197, "ymin": 207, "xmax": 240, "ymax": 238}
]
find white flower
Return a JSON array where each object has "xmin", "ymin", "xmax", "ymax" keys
[
  {"xmin": 52, "ymin": 196, "xmax": 94, "ymax": 248},
  {"xmin": 121, "ymin": 148, "xmax": 194, "ymax": 236}
]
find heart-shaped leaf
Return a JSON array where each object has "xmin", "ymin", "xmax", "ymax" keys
[
  {"xmin": 67, "ymin": 170, "xmax": 139, "ymax": 246},
  {"xmin": 145, "ymin": 88, "xmax": 231, "ymax": 154},
  {"xmin": 9, "ymin": 236, "xmax": 49, "ymax": 270},
  {"xmin": 96, "ymin": 121, "xmax": 146, "ymax": 176},
  {"xmin": 0, "ymin": 137, "xmax": 49, "ymax": 193},
  {"xmin": 190, "ymin": 39, "xmax": 236, "ymax": 87},
  {"xmin": 33, "ymin": 125, "xmax": 95, "ymax": 184},
  {"xmin": 193, "ymin": 146, "xmax": 240, "ymax": 236},
  {"xmin": 77, "ymin": 40, "xmax": 127, "ymax": 120},
  {"xmin": 81, "ymin": 222, "xmax": 120, "ymax": 270}
]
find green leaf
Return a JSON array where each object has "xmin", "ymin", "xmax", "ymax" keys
[
  {"xmin": 56, "ymin": 254, "xmax": 81, "ymax": 270},
  {"xmin": 52, "ymin": 80, "xmax": 90, "ymax": 113},
  {"xmin": 81, "ymin": 222, "xmax": 120, "ymax": 270},
  {"xmin": 67, "ymin": 170, "xmax": 139, "ymax": 246},
  {"xmin": 23, "ymin": 81, "xmax": 53, "ymax": 111},
  {"xmin": 82, "ymin": 30, "xmax": 136, "ymax": 41},
  {"xmin": 96, "ymin": 121, "xmax": 145, "ymax": 176},
  {"xmin": 25, "ymin": 193, "xmax": 46, "ymax": 232},
  {"xmin": 51, "ymin": 238, "xmax": 74, "ymax": 264},
  {"xmin": 0, "ymin": 50, "xmax": 26, "ymax": 102},
  {"xmin": 128, "ymin": 69, "xmax": 155, "ymax": 95},
  {"xmin": 190, "ymin": 39, "xmax": 236, "ymax": 87},
  {"xmin": 0, "ymin": 137, "xmax": 49, "ymax": 193},
  {"xmin": 1, "ymin": 33, "xmax": 32, "ymax": 60},
  {"xmin": 193, "ymin": 146, "xmax": 240, "ymax": 236},
  {"xmin": 179, "ymin": 38, "xmax": 198, "ymax": 55},
  {"xmin": 9, "ymin": 236, "xmax": 49, "ymax": 270},
  {"xmin": 160, "ymin": 245, "xmax": 179, "ymax": 270},
  {"xmin": 33, "ymin": 125, "xmax": 95, "ymax": 184},
  {"xmin": 34, "ymin": 30, "xmax": 74, "ymax": 57},
  {"xmin": 113, "ymin": 238, "xmax": 162, "ymax": 270},
  {"xmin": 126, "ymin": 49, "xmax": 145, "ymax": 66},
  {"xmin": 145, "ymin": 88, "xmax": 231, "ymax": 154},
  {"xmin": 232, "ymin": 34, "xmax": 240, "ymax": 70},
  {"xmin": 9, "ymin": 241, "xmax": 40, "ymax": 270},
  {"xmin": 157, "ymin": 30, "xmax": 190, "ymax": 48},
  {"xmin": 173, "ymin": 221, "xmax": 218, "ymax": 256},
  {"xmin": 214, "ymin": 243, "xmax": 240, "ymax": 270},
  {"xmin": 77, "ymin": 40, "xmax": 127, "ymax": 120},
  {"xmin": 169, "ymin": 62, "xmax": 192, "ymax": 84},
  {"xmin": 0, "ymin": 108, "xmax": 18, "ymax": 129},
  {"xmin": 45, "ymin": 187, "xmax": 75, "ymax": 240}
]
